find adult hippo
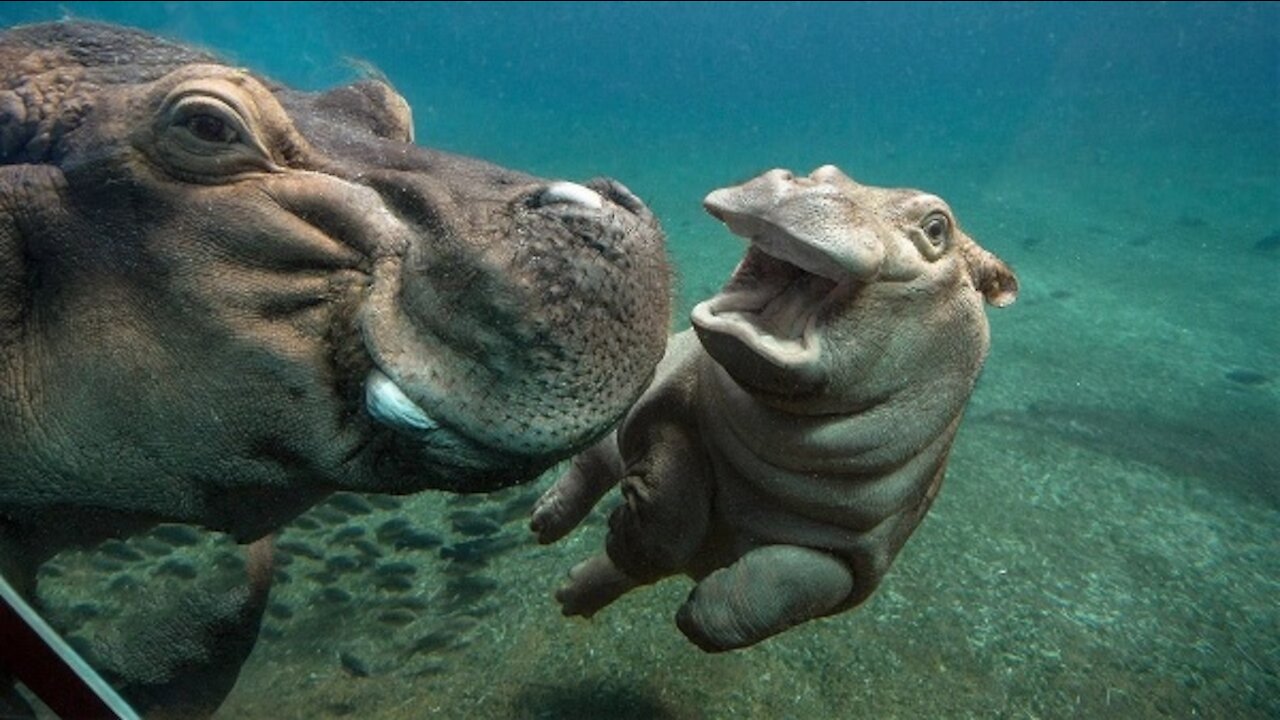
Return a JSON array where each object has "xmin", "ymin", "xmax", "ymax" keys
[
  {"xmin": 0, "ymin": 20, "xmax": 668, "ymax": 715},
  {"xmin": 533, "ymin": 166, "xmax": 1016, "ymax": 651}
]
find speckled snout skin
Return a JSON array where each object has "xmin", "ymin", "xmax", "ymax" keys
[{"xmin": 533, "ymin": 165, "xmax": 1018, "ymax": 651}]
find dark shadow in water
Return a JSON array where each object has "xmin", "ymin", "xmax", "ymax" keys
[
  {"xmin": 512, "ymin": 681, "xmax": 681, "ymax": 720},
  {"xmin": 973, "ymin": 399, "xmax": 1279, "ymax": 510},
  {"xmin": 1252, "ymin": 229, "xmax": 1280, "ymax": 252}
]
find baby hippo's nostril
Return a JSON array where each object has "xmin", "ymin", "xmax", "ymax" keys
[
  {"xmin": 535, "ymin": 181, "xmax": 604, "ymax": 210},
  {"xmin": 809, "ymin": 165, "xmax": 842, "ymax": 182}
]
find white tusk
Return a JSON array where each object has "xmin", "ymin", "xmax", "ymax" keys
[{"xmin": 365, "ymin": 369, "xmax": 439, "ymax": 432}]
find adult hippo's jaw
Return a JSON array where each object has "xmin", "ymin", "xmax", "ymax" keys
[{"xmin": 0, "ymin": 23, "xmax": 670, "ymax": 551}]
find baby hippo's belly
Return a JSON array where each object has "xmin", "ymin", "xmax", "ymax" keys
[{"xmin": 695, "ymin": 401, "xmax": 955, "ymax": 584}]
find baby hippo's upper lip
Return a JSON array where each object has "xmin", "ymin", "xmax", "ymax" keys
[
  {"xmin": 703, "ymin": 175, "xmax": 879, "ymax": 283},
  {"xmin": 694, "ymin": 167, "xmax": 874, "ymax": 388}
]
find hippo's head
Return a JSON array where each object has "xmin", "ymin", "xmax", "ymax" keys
[
  {"xmin": 694, "ymin": 165, "xmax": 1015, "ymax": 415},
  {"xmin": 0, "ymin": 22, "xmax": 669, "ymax": 550}
]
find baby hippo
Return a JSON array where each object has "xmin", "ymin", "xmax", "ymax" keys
[{"xmin": 532, "ymin": 165, "xmax": 1018, "ymax": 651}]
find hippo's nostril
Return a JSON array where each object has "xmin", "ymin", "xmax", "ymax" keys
[
  {"xmin": 809, "ymin": 165, "xmax": 841, "ymax": 182},
  {"xmin": 586, "ymin": 178, "xmax": 647, "ymax": 216},
  {"xmin": 535, "ymin": 182, "xmax": 604, "ymax": 210}
]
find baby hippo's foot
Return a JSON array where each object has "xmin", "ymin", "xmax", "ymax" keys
[
  {"xmin": 555, "ymin": 553, "xmax": 639, "ymax": 618},
  {"xmin": 530, "ymin": 484, "xmax": 580, "ymax": 544},
  {"xmin": 675, "ymin": 545, "xmax": 855, "ymax": 652}
]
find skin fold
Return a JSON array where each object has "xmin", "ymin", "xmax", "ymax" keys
[{"xmin": 533, "ymin": 165, "xmax": 1017, "ymax": 652}]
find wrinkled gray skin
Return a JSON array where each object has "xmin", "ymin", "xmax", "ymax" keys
[
  {"xmin": 533, "ymin": 165, "xmax": 1016, "ymax": 652},
  {"xmin": 0, "ymin": 21, "xmax": 669, "ymax": 715}
]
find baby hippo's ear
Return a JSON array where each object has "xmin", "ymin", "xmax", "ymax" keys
[{"xmin": 961, "ymin": 236, "xmax": 1018, "ymax": 308}]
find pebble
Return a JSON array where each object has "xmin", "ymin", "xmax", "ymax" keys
[
  {"xmin": 318, "ymin": 587, "xmax": 353, "ymax": 604},
  {"xmin": 156, "ymin": 559, "xmax": 198, "ymax": 580},
  {"xmin": 108, "ymin": 574, "xmax": 141, "ymax": 592},
  {"xmin": 339, "ymin": 651, "xmax": 371, "ymax": 678},
  {"xmin": 393, "ymin": 530, "xmax": 443, "ymax": 552},
  {"xmin": 449, "ymin": 511, "xmax": 501, "ymax": 537},
  {"xmin": 330, "ymin": 526, "xmax": 367, "ymax": 543},
  {"xmin": 375, "ymin": 575, "xmax": 414, "ymax": 592},
  {"xmin": 89, "ymin": 557, "xmax": 125, "ymax": 573},
  {"xmin": 151, "ymin": 525, "xmax": 201, "ymax": 547},
  {"xmin": 267, "ymin": 602, "xmax": 294, "ymax": 620},
  {"xmin": 134, "ymin": 537, "xmax": 175, "ymax": 558},
  {"xmin": 277, "ymin": 539, "xmax": 325, "ymax": 560},
  {"xmin": 325, "ymin": 555, "xmax": 362, "ymax": 573},
  {"xmin": 377, "ymin": 609, "xmax": 417, "ymax": 627},
  {"xmin": 374, "ymin": 561, "xmax": 417, "ymax": 577},
  {"xmin": 98, "ymin": 539, "xmax": 145, "ymax": 563},
  {"xmin": 375, "ymin": 518, "xmax": 412, "ymax": 542},
  {"xmin": 351, "ymin": 539, "xmax": 385, "ymax": 559},
  {"xmin": 367, "ymin": 495, "xmax": 402, "ymax": 511},
  {"xmin": 408, "ymin": 629, "xmax": 457, "ymax": 655},
  {"xmin": 327, "ymin": 493, "xmax": 374, "ymax": 516},
  {"xmin": 311, "ymin": 507, "xmax": 349, "ymax": 526},
  {"xmin": 291, "ymin": 515, "xmax": 322, "ymax": 531}
]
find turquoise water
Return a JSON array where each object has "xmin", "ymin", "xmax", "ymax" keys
[{"xmin": 2, "ymin": 2, "xmax": 1276, "ymax": 718}]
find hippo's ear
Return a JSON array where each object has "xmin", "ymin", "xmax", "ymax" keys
[
  {"xmin": 314, "ymin": 80, "xmax": 415, "ymax": 143},
  {"xmin": 963, "ymin": 239, "xmax": 1018, "ymax": 308}
]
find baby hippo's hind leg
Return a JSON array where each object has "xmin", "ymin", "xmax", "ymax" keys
[{"xmin": 676, "ymin": 545, "xmax": 854, "ymax": 652}]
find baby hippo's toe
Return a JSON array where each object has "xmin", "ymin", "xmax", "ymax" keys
[
  {"xmin": 529, "ymin": 487, "xmax": 573, "ymax": 544},
  {"xmin": 554, "ymin": 553, "xmax": 639, "ymax": 618}
]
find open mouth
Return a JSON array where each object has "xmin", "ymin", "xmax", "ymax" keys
[
  {"xmin": 691, "ymin": 248, "xmax": 845, "ymax": 368},
  {"xmin": 691, "ymin": 249, "xmax": 839, "ymax": 366}
]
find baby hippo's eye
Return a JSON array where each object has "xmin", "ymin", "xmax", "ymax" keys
[
  {"xmin": 184, "ymin": 113, "xmax": 239, "ymax": 144},
  {"xmin": 921, "ymin": 213, "xmax": 950, "ymax": 247}
]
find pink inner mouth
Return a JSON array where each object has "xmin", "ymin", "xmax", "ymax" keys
[{"xmin": 691, "ymin": 247, "xmax": 845, "ymax": 369}]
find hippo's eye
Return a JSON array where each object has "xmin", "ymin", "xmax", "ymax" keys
[
  {"xmin": 922, "ymin": 213, "xmax": 950, "ymax": 247},
  {"xmin": 183, "ymin": 113, "xmax": 238, "ymax": 144},
  {"xmin": 157, "ymin": 84, "xmax": 278, "ymax": 181},
  {"xmin": 169, "ymin": 96, "xmax": 250, "ymax": 149}
]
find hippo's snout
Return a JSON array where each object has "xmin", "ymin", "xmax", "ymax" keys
[{"xmin": 359, "ymin": 168, "xmax": 671, "ymax": 489}]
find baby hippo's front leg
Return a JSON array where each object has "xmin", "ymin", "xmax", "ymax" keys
[
  {"xmin": 539, "ymin": 423, "xmax": 712, "ymax": 619},
  {"xmin": 531, "ymin": 434, "xmax": 626, "ymax": 545},
  {"xmin": 676, "ymin": 545, "xmax": 854, "ymax": 652}
]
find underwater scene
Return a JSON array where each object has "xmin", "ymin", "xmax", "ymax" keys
[{"xmin": 0, "ymin": 2, "xmax": 1275, "ymax": 718}]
